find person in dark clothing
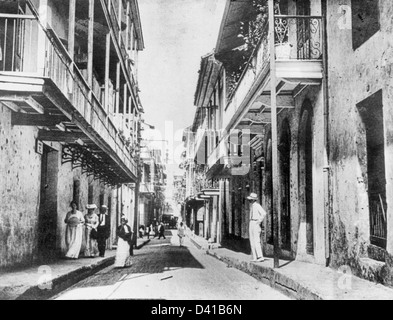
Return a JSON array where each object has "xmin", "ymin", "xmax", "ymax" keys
[
  {"xmin": 158, "ymin": 222, "xmax": 166, "ymax": 240},
  {"xmin": 97, "ymin": 205, "xmax": 110, "ymax": 257}
]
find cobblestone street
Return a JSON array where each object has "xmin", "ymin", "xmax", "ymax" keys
[{"xmin": 52, "ymin": 231, "xmax": 290, "ymax": 300}]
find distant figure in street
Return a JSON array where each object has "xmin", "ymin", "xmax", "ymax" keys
[
  {"xmin": 114, "ymin": 217, "xmax": 133, "ymax": 268},
  {"xmin": 247, "ymin": 193, "xmax": 266, "ymax": 262},
  {"xmin": 155, "ymin": 221, "xmax": 159, "ymax": 237},
  {"xmin": 97, "ymin": 205, "xmax": 110, "ymax": 257},
  {"xmin": 139, "ymin": 225, "xmax": 145, "ymax": 239},
  {"xmin": 177, "ymin": 222, "xmax": 186, "ymax": 247},
  {"xmin": 158, "ymin": 222, "xmax": 166, "ymax": 240},
  {"xmin": 148, "ymin": 223, "xmax": 155, "ymax": 239},
  {"xmin": 64, "ymin": 201, "xmax": 85, "ymax": 259},
  {"xmin": 84, "ymin": 204, "xmax": 99, "ymax": 258}
]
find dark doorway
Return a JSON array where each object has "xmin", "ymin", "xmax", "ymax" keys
[
  {"xmin": 279, "ymin": 119, "xmax": 291, "ymax": 250},
  {"xmin": 299, "ymin": 100, "xmax": 314, "ymax": 255},
  {"xmin": 38, "ymin": 145, "xmax": 58, "ymax": 262},
  {"xmin": 357, "ymin": 90, "xmax": 387, "ymax": 249},
  {"xmin": 265, "ymin": 133, "xmax": 274, "ymax": 245}
]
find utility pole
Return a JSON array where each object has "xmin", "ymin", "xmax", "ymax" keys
[{"xmin": 269, "ymin": 0, "xmax": 281, "ymax": 269}]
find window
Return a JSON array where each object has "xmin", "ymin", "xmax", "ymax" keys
[
  {"xmin": 357, "ymin": 89, "xmax": 387, "ymax": 249},
  {"xmin": 352, "ymin": 0, "xmax": 380, "ymax": 50}
]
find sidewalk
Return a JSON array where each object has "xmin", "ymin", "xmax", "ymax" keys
[
  {"xmin": 188, "ymin": 233, "xmax": 393, "ymax": 300},
  {"xmin": 0, "ymin": 238, "xmax": 150, "ymax": 300}
]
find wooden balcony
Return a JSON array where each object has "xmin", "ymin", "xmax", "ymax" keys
[{"xmin": 0, "ymin": 13, "xmax": 137, "ymax": 184}]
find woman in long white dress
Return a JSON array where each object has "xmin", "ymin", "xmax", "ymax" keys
[
  {"xmin": 84, "ymin": 204, "xmax": 99, "ymax": 258},
  {"xmin": 114, "ymin": 217, "xmax": 133, "ymax": 268},
  {"xmin": 64, "ymin": 201, "xmax": 85, "ymax": 259}
]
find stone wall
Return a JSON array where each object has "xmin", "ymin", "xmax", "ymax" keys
[
  {"xmin": 0, "ymin": 105, "xmax": 41, "ymax": 269},
  {"xmin": 0, "ymin": 103, "xmax": 129, "ymax": 268},
  {"xmin": 326, "ymin": 0, "xmax": 393, "ymax": 285}
]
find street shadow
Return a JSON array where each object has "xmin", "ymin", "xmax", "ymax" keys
[
  {"xmin": 221, "ymin": 238, "xmax": 251, "ymax": 255},
  {"xmin": 278, "ymin": 260, "xmax": 294, "ymax": 268},
  {"xmin": 70, "ymin": 238, "xmax": 205, "ymax": 289}
]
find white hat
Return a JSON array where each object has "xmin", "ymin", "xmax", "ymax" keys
[
  {"xmin": 247, "ymin": 193, "xmax": 258, "ymax": 201},
  {"xmin": 101, "ymin": 205, "xmax": 108, "ymax": 209},
  {"xmin": 86, "ymin": 204, "xmax": 97, "ymax": 210}
]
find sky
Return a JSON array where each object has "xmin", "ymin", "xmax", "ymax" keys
[
  {"xmin": 138, "ymin": 0, "xmax": 226, "ymax": 163},
  {"xmin": 137, "ymin": 0, "xmax": 226, "ymax": 206}
]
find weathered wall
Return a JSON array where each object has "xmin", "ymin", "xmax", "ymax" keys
[
  {"xmin": 0, "ymin": 102, "xmax": 120, "ymax": 268},
  {"xmin": 327, "ymin": 0, "xmax": 393, "ymax": 285},
  {"xmin": 0, "ymin": 105, "xmax": 41, "ymax": 268}
]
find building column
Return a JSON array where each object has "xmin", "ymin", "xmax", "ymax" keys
[
  {"xmin": 67, "ymin": 0, "xmax": 76, "ymax": 95},
  {"xmin": 87, "ymin": 0, "xmax": 95, "ymax": 89},
  {"xmin": 37, "ymin": 0, "xmax": 48, "ymax": 75},
  {"xmin": 104, "ymin": 32, "xmax": 111, "ymax": 120}
]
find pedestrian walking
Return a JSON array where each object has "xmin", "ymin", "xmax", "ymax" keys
[
  {"xmin": 177, "ymin": 222, "xmax": 186, "ymax": 247},
  {"xmin": 158, "ymin": 222, "xmax": 166, "ymax": 239},
  {"xmin": 247, "ymin": 193, "xmax": 266, "ymax": 262},
  {"xmin": 97, "ymin": 205, "xmax": 110, "ymax": 257},
  {"xmin": 84, "ymin": 204, "xmax": 99, "ymax": 258},
  {"xmin": 114, "ymin": 217, "xmax": 133, "ymax": 268},
  {"xmin": 64, "ymin": 201, "xmax": 85, "ymax": 259}
]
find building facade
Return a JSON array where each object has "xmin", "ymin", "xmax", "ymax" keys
[
  {"xmin": 185, "ymin": 0, "xmax": 393, "ymax": 287},
  {"xmin": 0, "ymin": 0, "xmax": 144, "ymax": 268},
  {"xmin": 139, "ymin": 145, "xmax": 167, "ymax": 230}
]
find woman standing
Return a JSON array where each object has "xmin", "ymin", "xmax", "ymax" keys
[
  {"xmin": 84, "ymin": 204, "xmax": 99, "ymax": 258},
  {"xmin": 64, "ymin": 201, "xmax": 84, "ymax": 259},
  {"xmin": 114, "ymin": 217, "xmax": 133, "ymax": 268}
]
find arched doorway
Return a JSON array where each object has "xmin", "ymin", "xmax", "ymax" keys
[
  {"xmin": 298, "ymin": 100, "xmax": 314, "ymax": 255},
  {"xmin": 279, "ymin": 119, "xmax": 291, "ymax": 251}
]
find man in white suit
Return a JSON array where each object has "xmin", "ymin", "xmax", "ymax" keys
[{"xmin": 247, "ymin": 193, "xmax": 267, "ymax": 262}]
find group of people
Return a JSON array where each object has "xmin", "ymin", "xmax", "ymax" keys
[
  {"xmin": 141, "ymin": 222, "xmax": 166, "ymax": 240},
  {"xmin": 140, "ymin": 220, "xmax": 186, "ymax": 246},
  {"xmin": 64, "ymin": 201, "xmax": 133, "ymax": 268},
  {"xmin": 64, "ymin": 201, "xmax": 110, "ymax": 260}
]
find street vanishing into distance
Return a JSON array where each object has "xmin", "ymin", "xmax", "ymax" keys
[{"xmin": 52, "ymin": 231, "xmax": 290, "ymax": 300}]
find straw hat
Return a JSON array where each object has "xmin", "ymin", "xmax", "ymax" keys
[
  {"xmin": 86, "ymin": 204, "xmax": 97, "ymax": 210},
  {"xmin": 247, "ymin": 193, "xmax": 258, "ymax": 201}
]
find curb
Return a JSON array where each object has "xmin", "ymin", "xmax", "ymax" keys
[
  {"xmin": 206, "ymin": 250, "xmax": 322, "ymax": 300},
  {"xmin": 15, "ymin": 256, "xmax": 115, "ymax": 300},
  {"xmin": 3, "ymin": 240, "xmax": 151, "ymax": 300},
  {"xmin": 189, "ymin": 236, "xmax": 322, "ymax": 300}
]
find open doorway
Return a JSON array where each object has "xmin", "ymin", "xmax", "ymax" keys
[{"xmin": 37, "ymin": 144, "xmax": 59, "ymax": 262}]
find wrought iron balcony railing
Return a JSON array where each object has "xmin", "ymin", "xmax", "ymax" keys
[{"xmin": 274, "ymin": 15, "xmax": 323, "ymax": 60}]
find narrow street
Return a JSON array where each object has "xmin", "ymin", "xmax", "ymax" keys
[{"xmin": 52, "ymin": 231, "xmax": 290, "ymax": 300}]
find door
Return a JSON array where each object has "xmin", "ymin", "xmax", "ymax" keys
[{"xmin": 37, "ymin": 145, "xmax": 58, "ymax": 261}]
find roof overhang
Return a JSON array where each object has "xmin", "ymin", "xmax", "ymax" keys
[
  {"xmin": 215, "ymin": 0, "xmax": 255, "ymax": 56},
  {"xmin": 194, "ymin": 53, "xmax": 223, "ymax": 108},
  {"xmin": 130, "ymin": 0, "xmax": 145, "ymax": 50}
]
